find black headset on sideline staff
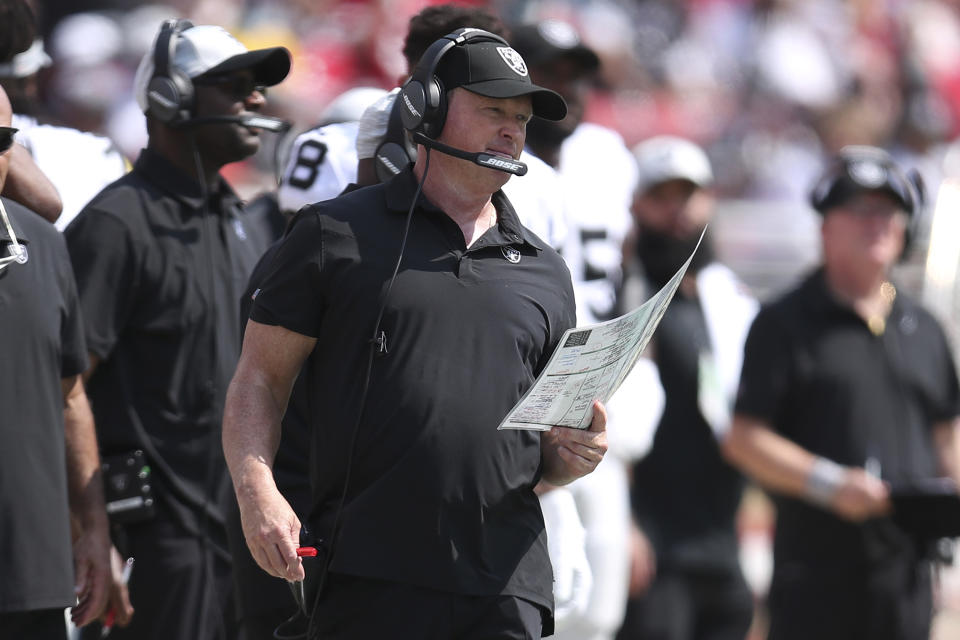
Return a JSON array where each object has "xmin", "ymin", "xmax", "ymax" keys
[
  {"xmin": 373, "ymin": 27, "xmax": 528, "ymax": 181},
  {"xmin": 809, "ymin": 145, "xmax": 925, "ymax": 258},
  {"xmin": 146, "ymin": 18, "xmax": 197, "ymax": 125},
  {"xmin": 146, "ymin": 18, "xmax": 289, "ymax": 133}
]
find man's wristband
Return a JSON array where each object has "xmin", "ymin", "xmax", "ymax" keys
[{"xmin": 805, "ymin": 456, "xmax": 845, "ymax": 508}]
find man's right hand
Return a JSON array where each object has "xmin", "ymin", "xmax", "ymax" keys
[
  {"xmin": 238, "ymin": 482, "xmax": 304, "ymax": 581},
  {"xmin": 831, "ymin": 467, "xmax": 892, "ymax": 522}
]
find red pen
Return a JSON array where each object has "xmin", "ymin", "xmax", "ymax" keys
[
  {"xmin": 101, "ymin": 557, "xmax": 134, "ymax": 638},
  {"xmin": 297, "ymin": 546, "xmax": 318, "ymax": 557}
]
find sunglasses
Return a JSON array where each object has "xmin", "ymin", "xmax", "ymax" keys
[
  {"xmin": 194, "ymin": 74, "xmax": 267, "ymax": 100},
  {"xmin": 0, "ymin": 127, "xmax": 18, "ymax": 154}
]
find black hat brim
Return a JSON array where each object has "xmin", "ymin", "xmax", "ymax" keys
[
  {"xmin": 198, "ymin": 47, "xmax": 291, "ymax": 87},
  {"xmin": 462, "ymin": 79, "xmax": 567, "ymax": 121}
]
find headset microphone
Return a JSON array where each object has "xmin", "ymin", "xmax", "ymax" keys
[
  {"xmin": 411, "ymin": 131, "xmax": 527, "ymax": 176},
  {"xmin": 177, "ymin": 114, "xmax": 291, "ymax": 133}
]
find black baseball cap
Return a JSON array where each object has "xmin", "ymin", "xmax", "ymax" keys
[
  {"xmin": 435, "ymin": 40, "xmax": 567, "ymax": 121},
  {"xmin": 509, "ymin": 20, "xmax": 600, "ymax": 72},
  {"xmin": 810, "ymin": 146, "xmax": 920, "ymax": 217}
]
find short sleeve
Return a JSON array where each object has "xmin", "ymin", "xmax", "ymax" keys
[
  {"xmin": 734, "ymin": 307, "xmax": 792, "ymax": 424},
  {"xmin": 64, "ymin": 209, "xmax": 139, "ymax": 360},
  {"xmin": 249, "ymin": 209, "xmax": 327, "ymax": 338}
]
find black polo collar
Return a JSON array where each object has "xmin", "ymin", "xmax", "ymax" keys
[
  {"xmin": 134, "ymin": 147, "xmax": 240, "ymax": 214},
  {"xmin": 805, "ymin": 266, "xmax": 905, "ymax": 324},
  {"xmin": 383, "ymin": 166, "xmax": 544, "ymax": 251}
]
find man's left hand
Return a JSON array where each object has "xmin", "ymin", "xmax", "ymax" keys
[
  {"xmin": 541, "ymin": 400, "xmax": 608, "ymax": 485},
  {"xmin": 69, "ymin": 521, "xmax": 111, "ymax": 626}
]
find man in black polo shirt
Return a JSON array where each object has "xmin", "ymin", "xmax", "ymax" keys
[
  {"xmin": 223, "ymin": 31, "xmax": 609, "ymax": 639},
  {"xmin": 0, "ymin": 80, "xmax": 116, "ymax": 636},
  {"xmin": 64, "ymin": 21, "xmax": 290, "ymax": 640},
  {"xmin": 723, "ymin": 146, "xmax": 960, "ymax": 640}
]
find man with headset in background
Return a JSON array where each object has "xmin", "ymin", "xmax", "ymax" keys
[
  {"xmin": 64, "ymin": 19, "xmax": 291, "ymax": 640},
  {"xmin": 223, "ymin": 28, "xmax": 608, "ymax": 639},
  {"xmin": 723, "ymin": 146, "xmax": 960, "ymax": 640}
]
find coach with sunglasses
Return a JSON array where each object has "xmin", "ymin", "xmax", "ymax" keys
[{"xmin": 64, "ymin": 20, "xmax": 290, "ymax": 640}]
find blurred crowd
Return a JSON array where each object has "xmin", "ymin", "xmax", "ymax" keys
[
  {"xmin": 8, "ymin": 1, "xmax": 960, "ymax": 639},
  {"xmin": 25, "ymin": 0, "xmax": 960, "ymax": 227}
]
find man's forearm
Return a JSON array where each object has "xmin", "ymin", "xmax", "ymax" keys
[
  {"xmin": 222, "ymin": 372, "xmax": 286, "ymax": 501},
  {"xmin": 933, "ymin": 417, "xmax": 960, "ymax": 486},
  {"xmin": 63, "ymin": 376, "xmax": 108, "ymax": 533},
  {"xmin": 221, "ymin": 356, "xmax": 306, "ymax": 581},
  {"xmin": 223, "ymin": 320, "xmax": 316, "ymax": 500},
  {"xmin": 3, "ymin": 144, "xmax": 62, "ymax": 223},
  {"xmin": 721, "ymin": 413, "xmax": 819, "ymax": 498}
]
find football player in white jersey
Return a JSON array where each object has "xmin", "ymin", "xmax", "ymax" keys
[
  {"xmin": 277, "ymin": 86, "xmax": 388, "ymax": 213},
  {"xmin": 0, "ymin": 38, "xmax": 128, "ymax": 230},
  {"xmin": 558, "ymin": 122, "xmax": 637, "ymax": 324},
  {"xmin": 513, "ymin": 22, "xmax": 637, "ymax": 325}
]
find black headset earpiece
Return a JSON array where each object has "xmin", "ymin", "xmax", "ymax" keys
[
  {"xmin": 397, "ymin": 28, "xmax": 509, "ymax": 139},
  {"xmin": 901, "ymin": 167, "xmax": 927, "ymax": 259},
  {"xmin": 374, "ymin": 96, "xmax": 414, "ymax": 183},
  {"xmin": 146, "ymin": 18, "xmax": 196, "ymax": 125}
]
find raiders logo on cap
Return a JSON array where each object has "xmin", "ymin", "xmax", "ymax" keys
[
  {"xmin": 848, "ymin": 160, "xmax": 887, "ymax": 188},
  {"xmin": 501, "ymin": 246, "xmax": 521, "ymax": 263},
  {"xmin": 497, "ymin": 47, "xmax": 528, "ymax": 77}
]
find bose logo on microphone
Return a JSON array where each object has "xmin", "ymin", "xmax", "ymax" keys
[
  {"xmin": 402, "ymin": 93, "xmax": 422, "ymax": 119},
  {"xmin": 479, "ymin": 157, "xmax": 522, "ymax": 171}
]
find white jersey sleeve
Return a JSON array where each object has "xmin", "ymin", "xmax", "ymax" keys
[
  {"xmin": 558, "ymin": 123, "xmax": 638, "ymax": 325},
  {"xmin": 278, "ymin": 121, "xmax": 360, "ymax": 213},
  {"xmin": 12, "ymin": 115, "xmax": 129, "ymax": 231},
  {"xmin": 502, "ymin": 150, "xmax": 569, "ymax": 252}
]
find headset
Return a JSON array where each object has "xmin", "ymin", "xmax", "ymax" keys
[
  {"xmin": 373, "ymin": 95, "xmax": 413, "ymax": 184},
  {"xmin": 145, "ymin": 18, "xmax": 290, "ymax": 133},
  {"xmin": 146, "ymin": 18, "xmax": 196, "ymax": 125},
  {"xmin": 809, "ymin": 145, "xmax": 925, "ymax": 258},
  {"xmin": 395, "ymin": 28, "xmax": 528, "ymax": 177}
]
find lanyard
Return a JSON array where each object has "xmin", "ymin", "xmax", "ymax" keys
[{"xmin": 0, "ymin": 199, "xmax": 26, "ymax": 272}]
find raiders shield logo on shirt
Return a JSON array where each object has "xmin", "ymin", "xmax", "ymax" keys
[{"xmin": 501, "ymin": 246, "xmax": 521, "ymax": 263}]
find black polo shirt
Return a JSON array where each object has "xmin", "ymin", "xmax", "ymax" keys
[
  {"xmin": 64, "ymin": 148, "xmax": 267, "ymax": 537},
  {"xmin": 735, "ymin": 268, "xmax": 960, "ymax": 571},
  {"xmin": 250, "ymin": 168, "xmax": 576, "ymax": 612},
  {"xmin": 0, "ymin": 199, "xmax": 87, "ymax": 613}
]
